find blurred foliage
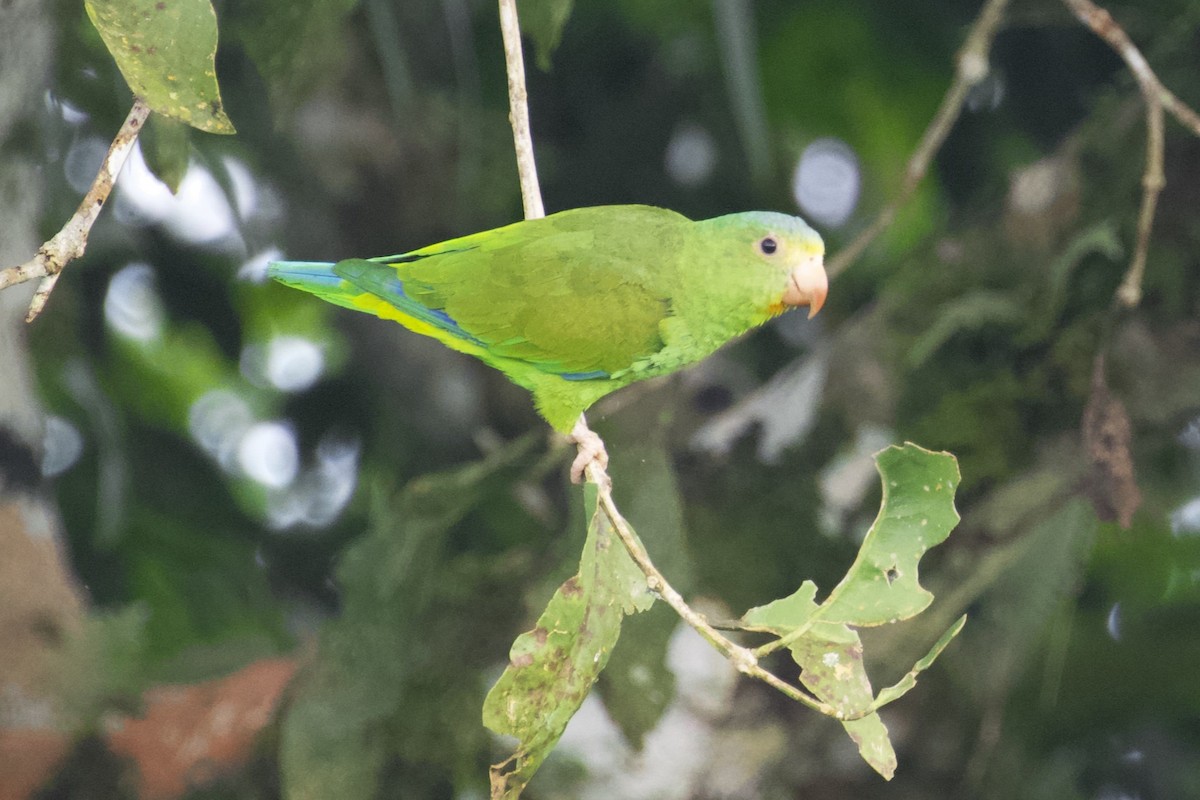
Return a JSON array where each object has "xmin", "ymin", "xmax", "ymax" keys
[
  {"xmin": 519, "ymin": 0, "xmax": 575, "ymax": 70},
  {"xmin": 11, "ymin": 0, "xmax": 1200, "ymax": 798},
  {"xmin": 282, "ymin": 436, "xmax": 544, "ymax": 799}
]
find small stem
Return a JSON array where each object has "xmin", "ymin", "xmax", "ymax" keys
[
  {"xmin": 826, "ymin": 0, "xmax": 1010, "ymax": 279},
  {"xmin": 0, "ymin": 98, "xmax": 151, "ymax": 321},
  {"xmin": 1059, "ymin": 0, "xmax": 1200, "ymax": 310},
  {"xmin": 1060, "ymin": 0, "xmax": 1200, "ymax": 137},
  {"xmin": 1116, "ymin": 96, "xmax": 1164, "ymax": 308},
  {"xmin": 497, "ymin": 0, "xmax": 545, "ymax": 220}
]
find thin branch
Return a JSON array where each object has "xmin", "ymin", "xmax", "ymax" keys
[
  {"xmin": 1119, "ymin": 96, "xmax": 1165, "ymax": 308},
  {"xmin": 826, "ymin": 0, "xmax": 1010, "ymax": 280},
  {"xmin": 586, "ymin": 456, "xmax": 839, "ymax": 717},
  {"xmin": 1060, "ymin": 0, "xmax": 1200, "ymax": 309},
  {"xmin": 497, "ymin": 0, "xmax": 544, "ymax": 220},
  {"xmin": 0, "ymin": 99, "xmax": 151, "ymax": 322},
  {"xmin": 1061, "ymin": 0, "xmax": 1200, "ymax": 137},
  {"xmin": 496, "ymin": 0, "xmax": 839, "ymax": 720}
]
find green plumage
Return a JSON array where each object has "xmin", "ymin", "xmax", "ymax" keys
[{"xmin": 269, "ymin": 205, "xmax": 826, "ymax": 431}]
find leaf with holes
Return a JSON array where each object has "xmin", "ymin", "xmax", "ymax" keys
[
  {"xmin": 741, "ymin": 443, "xmax": 962, "ymax": 779},
  {"xmin": 820, "ymin": 443, "xmax": 960, "ymax": 625},
  {"xmin": 85, "ymin": 0, "xmax": 234, "ymax": 133},
  {"xmin": 483, "ymin": 483, "xmax": 655, "ymax": 800},
  {"xmin": 742, "ymin": 583, "xmax": 894, "ymax": 774}
]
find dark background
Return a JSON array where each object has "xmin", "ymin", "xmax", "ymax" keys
[{"xmin": 2, "ymin": 0, "xmax": 1199, "ymax": 797}]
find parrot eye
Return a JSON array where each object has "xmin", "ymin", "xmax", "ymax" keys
[{"xmin": 758, "ymin": 237, "xmax": 778, "ymax": 255}]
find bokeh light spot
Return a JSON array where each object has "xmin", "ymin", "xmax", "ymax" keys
[
  {"xmin": 665, "ymin": 122, "xmax": 718, "ymax": 188},
  {"xmin": 42, "ymin": 415, "xmax": 84, "ymax": 477},
  {"xmin": 188, "ymin": 389, "xmax": 254, "ymax": 469},
  {"xmin": 114, "ymin": 144, "xmax": 239, "ymax": 246},
  {"xmin": 264, "ymin": 336, "xmax": 325, "ymax": 393},
  {"xmin": 64, "ymin": 136, "xmax": 108, "ymax": 194},
  {"xmin": 792, "ymin": 137, "xmax": 860, "ymax": 228},
  {"xmin": 238, "ymin": 422, "xmax": 299, "ymax": 489},
  {"xmin": 104, "ymin": 263, "xmax": 164, "ymax": 342}
]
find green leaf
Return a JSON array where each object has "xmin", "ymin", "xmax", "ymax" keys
[
  {"xmin": 842, "ymin": 714, "xmax": 897, "ymax": 780},
  {"xmin": 84, "ymin": 0, "xmax": 234, "ymax": 134},
  {"xmin": 484, "ymin": 483, "xmax": 655, "ymax": 799},
  {"xmin": 741, "ymin": 443, "xmax": 962, "ymax": 779},
  {"xmin": 520, "ymin": 0, "xmax": 574, "ymax": 70},
  {"xmin": 872, "ymin": 614, "xmax": 967, "ymax": 709},
  {"xmin": 744, "ymin": 585, "xmax": 886, "ymax": 771},
  {"xmin": 742, "ymin": 581, "xmax": 820, "ymax": 631},
  {"xmin": 820, "ymin": 443, "xmax": 961, "ymax": 626},
  {"xmin": 141, "ymin": 115, "xmax": 190, "ymax": 193}
]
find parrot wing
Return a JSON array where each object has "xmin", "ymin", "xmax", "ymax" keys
[{"xmin": 335, "ymin": 206, "xmax": 689, "ymax": 379}]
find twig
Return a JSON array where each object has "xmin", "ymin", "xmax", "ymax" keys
[
  {"xmin": 1118, "ymin": 96, "xmax": 1165, "ymax": 308},
  {"xmin": 497, "ymin": 0, "xmax": 545, "ymax": 221},
  {"xmin": 826, "ymin": 0, "xmax": 1010, "ymax": 279},
  {"xmin": 1060, "ymin": 0, "xmax": 1200, "ymax": 308},
  {"xmin": 0, "ymin": 99, "xmax": 151, "ymax": 321},
  {"xmin": 586, "ymin": 456, "xmax": 839, "ymax": 716},
  {"xmin": 496, "ymin": 0, "xmax": 838, "ymax": 719}
]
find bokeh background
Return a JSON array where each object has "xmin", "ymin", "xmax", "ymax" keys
[{"xmin": 2, "ymin": 0, "xmax": 1200, "ymax": 798}]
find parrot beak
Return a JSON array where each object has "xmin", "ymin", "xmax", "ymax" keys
[{"xmin": 782, "ymin": 254, "xmax": 828, "ymax": 318}]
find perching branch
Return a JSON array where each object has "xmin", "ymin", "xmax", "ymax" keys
[
  {"xmin": 498, "ymin": 0, "xmax": 545, "ymax": 221},
  {"xmin": 826, "ymin": 0, "xmax": 1010, "ymax": 279},
  {"xmin": 1060, "ymin": 0, "xmax": 1200, "ymax": 308},
  {"xmin": 496, "ymin": 0, "xmax": 837, "ymax": 719},
  {"xmin": 0, "ymin": 99, "xmax": 151, "ymax": 322}
]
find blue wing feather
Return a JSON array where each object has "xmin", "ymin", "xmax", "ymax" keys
[{"xmin": 334, "ymin": 259, "xmax": 488, "ymax": 348}]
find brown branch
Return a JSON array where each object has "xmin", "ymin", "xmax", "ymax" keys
[
  {"xmin": 1061, "ymin": 0, "xmax": 1200, "ymax": 137},
  {"xmin": 496, "ymin": 0, "xmax": 838, "ymax": 720},
  {"xmin": 0, "ymin": 99, "xmax": 151, "ymax": 322},
  {"xmin": 1060, "ymin": 0, "xmax": 1200, "ymax": 309},
  {"xmin": 826, "ymin": 0, "xmax": 1010, "ymax": 279}
]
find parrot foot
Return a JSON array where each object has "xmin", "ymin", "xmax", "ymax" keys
[{"xmin": 568, "ymin": 418, "xmax": 609, "ymax": 485}]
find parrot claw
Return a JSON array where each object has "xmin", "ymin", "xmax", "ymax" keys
[{"xmin": 568, "ymin": 419, "xmax": 609, "ymax": 484}]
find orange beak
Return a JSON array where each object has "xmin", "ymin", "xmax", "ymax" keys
[{"xmin": 782, "ymin": 253, "xmax": 828, "ymax": 318}]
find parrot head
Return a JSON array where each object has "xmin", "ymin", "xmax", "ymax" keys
[{"xmin": 705, "ymin": 211, "xmax": 828, "ymax": 320}]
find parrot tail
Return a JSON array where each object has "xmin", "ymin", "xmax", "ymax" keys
[
  {"xmin": 267, "ymin": 260, "xmax": 340, "ymax": 288},
  {"xmin": 267, "ymin": 260, "xmax": 366, "ymax": 312}
]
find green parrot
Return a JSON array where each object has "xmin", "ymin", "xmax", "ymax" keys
[{"xmin": 269, "ymin": 204, "xmax": 826, "ymax": 440}]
